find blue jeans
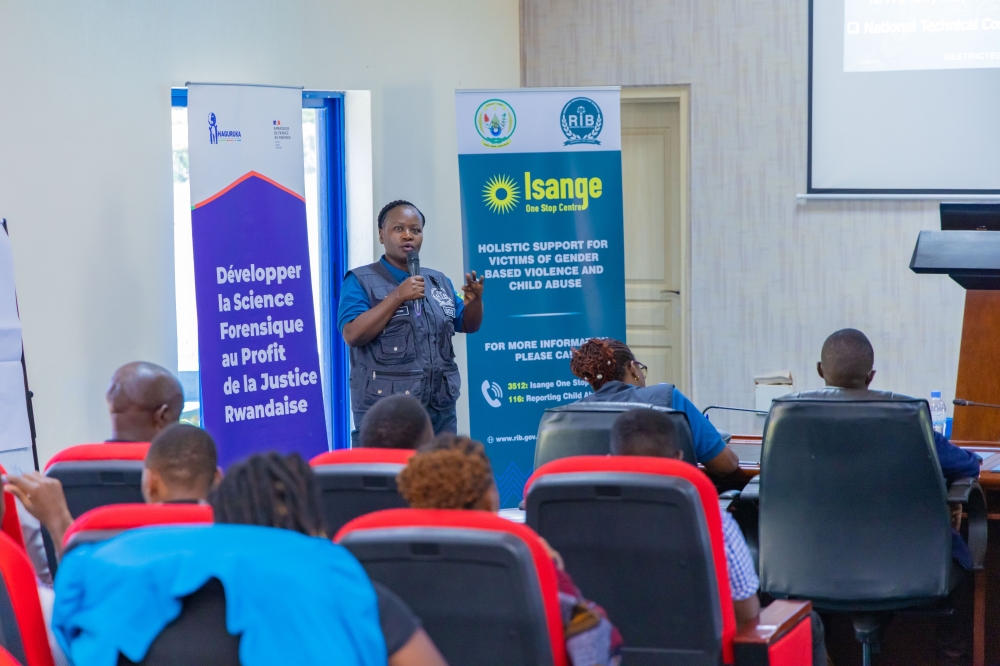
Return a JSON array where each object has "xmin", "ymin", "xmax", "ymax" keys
[{"xmin": 426, "ymin": 404, "xmax": 457, "ymax": 435}]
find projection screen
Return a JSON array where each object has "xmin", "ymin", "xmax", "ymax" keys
[{"xmin": 810, "ymin": 0, "xmax": 1000, "ymax": 193}]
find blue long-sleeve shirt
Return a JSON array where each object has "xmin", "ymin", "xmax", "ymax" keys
[
  {"xmin": 933, "ymin": 431, "xmax": 981, "ymax": 482},
  {"xmin": 932, "ymin": 430, "xmax": 981, "ymax": 570}
]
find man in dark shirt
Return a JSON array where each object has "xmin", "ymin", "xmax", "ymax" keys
[{"xmin": 815, "ymin": 328, "xmax": 978, "ymax": 666}]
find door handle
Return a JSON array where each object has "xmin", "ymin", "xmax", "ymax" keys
[{"xmin": 661, "ymin": 290, "xmax": 680, "ymax": 295}]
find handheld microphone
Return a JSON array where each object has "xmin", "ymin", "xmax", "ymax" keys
[
  {"xmin": 406, "ymin": 250, "xmax": 422, "ymax": 316},
  {"xmin": 954, "ymin": 398, "xmax": 1000, "ymax": 410}
]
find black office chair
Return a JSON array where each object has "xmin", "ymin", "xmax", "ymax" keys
[
  {"xmin": 754, "ymin": 390, "xmax": 987, "ymax": 666},
  {"xmin": 118, "ymin": 579, "xmax": 240, "ymax": 666},
  {"xmin": 309, "ymin": 449, "xmax": 414, "ymax": 535},
  {"xmin": 534, "ymin": 402, "xmax": 696, "ymax": 468},
  {"xmin": 337, "ymin": 509, "xmax": 564, "ymax": 666}
]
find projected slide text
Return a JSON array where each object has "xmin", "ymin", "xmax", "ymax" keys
[{"xmin": 844, "ymin": 0, "xmax": 1000, "ymax": 72}]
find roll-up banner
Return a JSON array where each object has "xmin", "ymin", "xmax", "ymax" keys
[
  {"xmin": 456, "ymin": 88, "xmax": 625, "ymax": 507},
  {"xmin": 187, "ymin": 83, "xmax": 328, "ymax": 467}
]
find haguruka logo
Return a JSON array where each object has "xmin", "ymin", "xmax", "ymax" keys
[{"xmin": 208, "ymin": 112, "xmax": 242, "ymax": 144}]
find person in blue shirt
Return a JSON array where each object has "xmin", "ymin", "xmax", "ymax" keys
[
  {"xmin": 569, "ymin": 337, "xmax": 740, "ymax": 477},
  {"xmin": 338, "ymin": 200, "xmax": 484, "ymax": 439},
  {"xmin": 813, "ymin": 328, "xmax": 978, "ymax": 666}
]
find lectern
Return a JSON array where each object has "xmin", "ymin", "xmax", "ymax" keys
[{"xmin": 910, "ymin": 230, "xmax": 1000, "ymax": 440}]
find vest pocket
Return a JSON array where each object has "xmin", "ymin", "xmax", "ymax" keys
[
  {"xmin": 430, "ymin": 368, "xmax": 461, "ymax": 409},
  {"xmin": 363, "ymin": 372, "xmax": 425, "ymax": 407},
  {"xmin": 373, "ymin": 325, "xmax": 415, "ymax": 364}
]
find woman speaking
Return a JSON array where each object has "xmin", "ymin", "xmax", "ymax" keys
[{"xmin": 338, "ymin": 200, "xmax": 484, "ymax": 438}]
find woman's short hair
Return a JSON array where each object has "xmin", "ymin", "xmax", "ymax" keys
[
  {"xmin": 397, "ymin": 434, "xmax": 494, "ymax": 510},
  {"xmin": 569, "ymin": 338, "xmax": 635, "ymax": 390}
]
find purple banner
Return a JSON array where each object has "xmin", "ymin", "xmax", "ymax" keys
[{"xmin": 192, "ymin": 174, "xmax": 328, "ymax": 467}]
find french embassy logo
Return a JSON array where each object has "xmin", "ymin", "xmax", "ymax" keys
[
  {"xmin": 208, "ymin": 112, "xmax": 242, "ymax": 145},
  {"xmin": 475, "ymin": 99, "xmax": 516, "ymax": 148},
  {"xmin": 560, "ymin": 97, "xmax": 603, "ymax": 145}
]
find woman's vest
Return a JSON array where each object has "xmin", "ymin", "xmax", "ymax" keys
[{"xmin": 348, "ymin": 261, "xmax": 461, "ymax": 415}]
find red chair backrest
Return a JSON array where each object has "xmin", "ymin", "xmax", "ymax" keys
[
  {"xmin": 0, "ymin": 467, "xmax": 25, "ymax": 552},
  {"xmin": 337, "ymin": 508, "xmax": 568, "ymax": 666},
  {"xmin": 0, "ymin": 646, "xmax": 21, "ymax": 666},
  {"xmin": 0, "ymin": 533, "xmax": 54, "ymax": 666},
  {"xmin": 525, "ymin": 456, "xmax": 736, "ymax": 665},
  {"xmin": 309, "ymin": 449, "xmax": 416, "ymax": 535},
  {"xmin": 63, "ymin": 503, "xmax": 213, "ymax": 553},
  {"xmin": 309, "ymin": 448, "xmax": 416, "ymax": 467},
  {"xmin": 43, "ymin": 444, "xmax": 150, "ymax": 521},
  {"xmin": 44, "ymin": 443, "xmax": 150, "ymax": 471}
]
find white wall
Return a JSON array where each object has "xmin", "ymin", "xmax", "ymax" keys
[
  {"xmin": 0, "ymin": 0, "xmax": 520, "ymax": 464},
  {"xmin": 521, "ymin": 0, "xmax": 966, "ymax": 434}
]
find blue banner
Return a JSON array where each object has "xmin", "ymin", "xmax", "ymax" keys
[
  {"xmin": 456, "ymin": 88, "xmax": 625, "ymax": 507},
  {"xmin": 187, "ymin": 84, "xmax": 328, "ymax": 468}
]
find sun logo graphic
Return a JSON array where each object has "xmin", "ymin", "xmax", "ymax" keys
[{"xmin": 482, "ymin": 175, "xmax": 520, "ymax": 214}]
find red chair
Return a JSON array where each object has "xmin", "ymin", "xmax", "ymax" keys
[
  {"xmin": 0, "ymin": 533, "xmax": 54, "ymax": 666},
  {"xmin": 336, "ymin": 508, "xmax": 568, "ymax": 666},
  {"xmin": 44, "ymin": 443, "xmax": 150, "ymax": 517},
  {"xmin": 0, "ymin": 467, "xmax": 26, "ymax": 552},
  {"xmin": 524, "ymin": 456, "xmax": 813, "ymax": 666},
  {"xmin": 309, "ymin": 449, "xmax": 415, "ymax": 534},
  {"xmin": 0, "ymin": 646, "xmax": 21, "ymax": 666},
  {"xmin": 62, "ymin": 503, "xmax": 213, "ymax": 554}
]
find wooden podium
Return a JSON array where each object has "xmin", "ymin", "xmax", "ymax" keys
[{"xmin": 911, "ymin": 231, "xmax": 1000, "ymax": 441}]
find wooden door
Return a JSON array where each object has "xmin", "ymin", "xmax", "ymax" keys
[{"xmin": 621, "ymin": 99, "xmax": 685, "ymax": 390}]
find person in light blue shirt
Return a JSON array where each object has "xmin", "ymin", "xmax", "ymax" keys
[{"xmin": 570, "ymin": 337, "xmax": 740, "ymax": 476}]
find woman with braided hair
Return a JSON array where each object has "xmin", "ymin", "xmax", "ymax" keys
[
  {"xmin": 338, "ymin": 200, "xmax": 485, "ymax": 443},
  {"xmin": 398, "ymin": 434, "xmax": 624, "ymax": 665},
  {"xmin": 210, "ymin": 451, "xmax": 448, "ymax": 666},
  {"xmin": 569, "ymin": 338, "xmax": 739, "ymax": 477}
]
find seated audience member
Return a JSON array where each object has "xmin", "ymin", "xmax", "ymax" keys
[
  {"xmin": 5, "ymin": 424, "xmax": 220, "ymax": 561},
  {"xmin": 106, "ymin": 361, "xmax": 185, "ymax": 442},
  {"xmin": 570, "ymin": 338, "xmax": 739, "ymax": 476},
  {"xmin": 52, "ymin": 510, "xmax": 384, "ymax": 664},
  {"xmin": 397, "ymin": 434, "xmax": 623, "ymax": 666},
  {"xmin": 0, "ymin": 487, "xmax": 69, "ymax": 666},
  {"xmin": 210, "ymin": 452, "xmax": 447, "ymax": 666},
  {"xmin": 359, "ymin": 395, "xmax": 435, "ymax": 450},
  {"xmin": 811, "ymin": 328, "xmax": 978, "ymax": 666},
  {"xmin": 1, "ymin": 361, "xmax": 185, "ymax": 582},
  {"xmin": 142, "ymin": 423, "xmax": 221, "ymax": 504},
  {"xmin": 609, "ymin": 409, "xmax": 828, "ymax": 666}
]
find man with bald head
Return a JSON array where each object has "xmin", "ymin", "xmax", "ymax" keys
[
  {"xmin": 812, "ymin": 328, "xmax": 978, "ymax": 666},
  {"xmin": 4, "ymin": 362, "xmax": 190, "ymax": 566},
  {"xmin": 106, "ymin": 361, "xmax": 184, "ymax": 442}
]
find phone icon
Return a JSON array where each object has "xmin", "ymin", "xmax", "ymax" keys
[{"xmin": 481, "ymin": 380, "xmax": 503, "ymax": 408}]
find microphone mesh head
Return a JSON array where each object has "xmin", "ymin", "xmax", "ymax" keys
[{"xmin": 406, "ymin": 250, "xmax": 419, "ymax": 262}]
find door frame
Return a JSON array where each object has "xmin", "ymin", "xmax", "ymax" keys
[{"xmin": 620, "ymin": 86, "xmax": 692, "ymax": 394}]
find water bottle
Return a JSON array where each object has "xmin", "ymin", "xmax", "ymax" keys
[{"xmin": 930, "ymin": 391, "xmax": 948, "ymax": 436}]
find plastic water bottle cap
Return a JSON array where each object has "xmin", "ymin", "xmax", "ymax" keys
[{"xmin": 931, "ymin": 391, "xmax": 942, "ymax": 398}]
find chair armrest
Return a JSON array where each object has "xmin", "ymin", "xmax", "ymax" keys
[
  {"xmin": 947, "ymin": 477, "xmax": 987, "ymax": 570},
  {"xmin": 739, "ymin": 475, "xmax": 760, "ymax": 502},
  {"xmin": 719, "ymin": 489, "xmax": 740, "ymax": 511},
  {"xmin": 734, "ymin": 600, "xmax": 813, "ymax": 666},
  {"xmin": 947, "ymin": 477, "xmax": 978, "ymax": 504}
]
